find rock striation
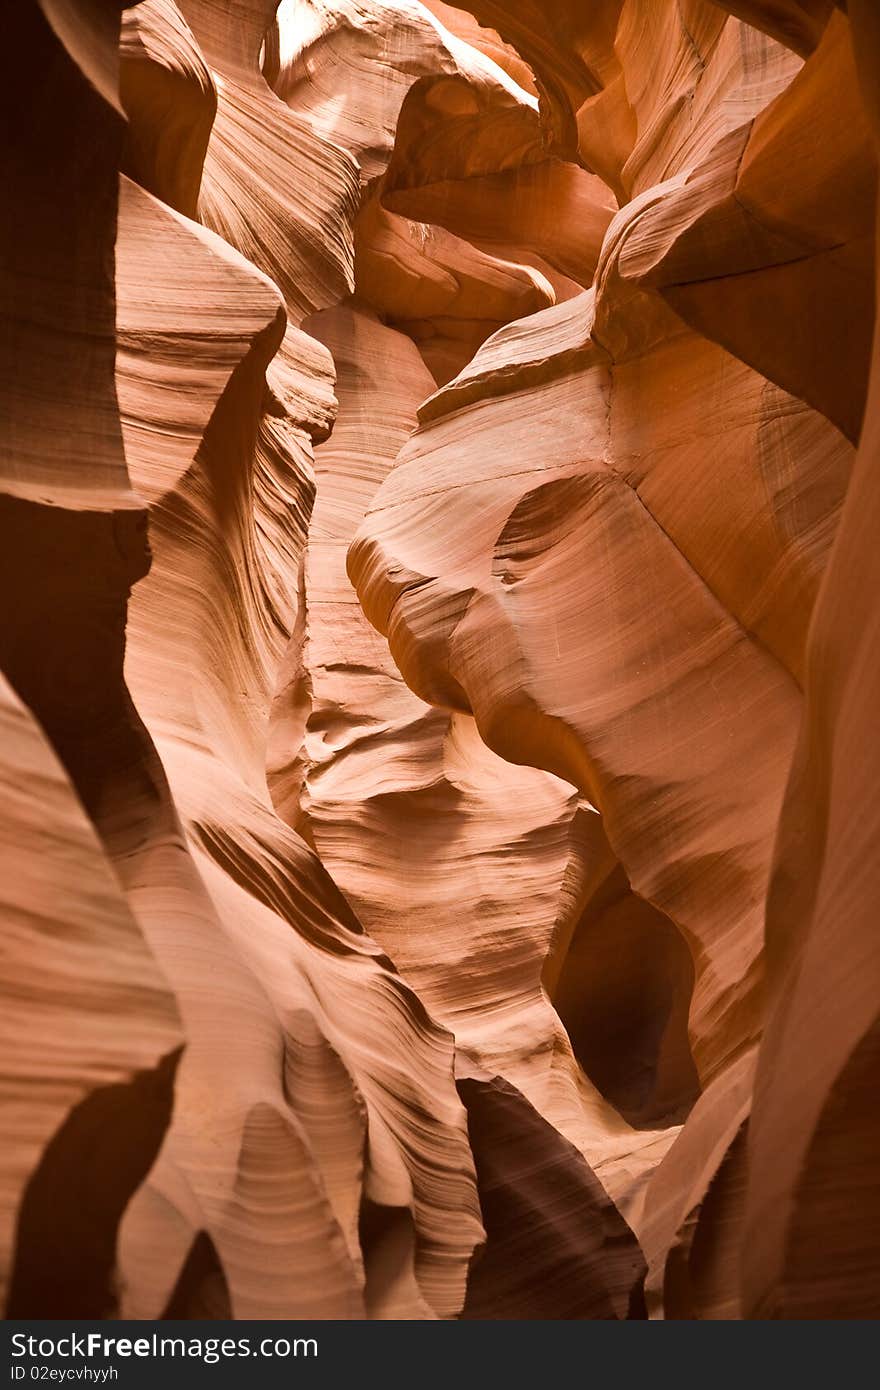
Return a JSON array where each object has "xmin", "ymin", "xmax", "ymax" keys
[{"xmin": 1, "ymin": 0, "xmax": 878, "ymax": 1319}]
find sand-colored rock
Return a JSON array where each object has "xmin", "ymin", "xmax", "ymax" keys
[
  {"xmin": 113, "ymin": 16, "xmax": 486, "ymax": 1311},
  {"xmin": 0, "ymin": 671, "xmax": 180, "ymax": 1317},
  {"xmin": 121, "ymin": 0, "xmax": 216, "ymax": 219},
  {"xmin": 3, "ymin": 0, "xmax": 878, "ymax": 1321},
  {"xmin": 349, "ymin": 293, "xmax": 850, "ymax": 1089},
  {"xmin": 739, "ymin": 0, "xmax": 880, "ymax": 1318}
]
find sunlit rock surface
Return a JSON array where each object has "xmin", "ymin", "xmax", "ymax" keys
[{"xmin": 2, "ymin": 0, "xmax": 878, "ymax": 1319}]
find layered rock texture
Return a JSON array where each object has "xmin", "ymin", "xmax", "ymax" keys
[{"xmin": 2, "ymin": 0, "xmax": 878, "ymax": 1320}]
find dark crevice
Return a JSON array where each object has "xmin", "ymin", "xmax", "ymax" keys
[
  {"xmin": 358, "ymin": 1196, "xmax": 421, "ymax": 1318},
  {"xmin": 6, "ymin": 1047, "xmax": 182, "ymax": 1319},
  {"xmin": 458, "ymin": 1072, "xmax": 646, "ymax": 1319},
  {"xmin": 161, "ymin": 1231, "xmax": 231, "ymax": 1320},
  {"xmin": 550, "ymin": 862, "xmax": 701, "ymax": 1129}
]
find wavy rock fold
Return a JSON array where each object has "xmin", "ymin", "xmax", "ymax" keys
[{"xmin": 2, "ymin": 0, "xmax": 878, "ymax": 1320}]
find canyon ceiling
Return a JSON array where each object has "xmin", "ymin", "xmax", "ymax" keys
[{"xmin": 1, "ymin": 0, "xmax": 879, "ymax": 1320}]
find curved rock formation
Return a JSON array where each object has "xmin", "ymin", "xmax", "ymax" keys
[{"xmin": 2, "ymin": 0, "xmax": 878, "ymax": 1321}]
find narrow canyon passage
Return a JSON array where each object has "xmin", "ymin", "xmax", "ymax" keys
[{"xmin": 2, "ymin": 0, "xmax": 879, "ymax": 1323}]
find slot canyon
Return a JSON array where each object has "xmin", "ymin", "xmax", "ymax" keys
[{"xmin": 2, "ymin": 0, "xmax": 879, "ymax": 1320}]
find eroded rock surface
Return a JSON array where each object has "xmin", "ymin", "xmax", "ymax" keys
[{"xmin": 2, "ymin": 0, "xmax": 878, "ymax": 1319}]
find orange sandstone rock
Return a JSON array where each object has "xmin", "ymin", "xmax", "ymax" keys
[{"xmin": 2, "ymin": 0, "xmax": 878, "ymax": 1322}]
